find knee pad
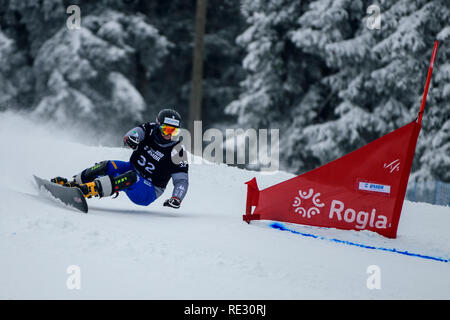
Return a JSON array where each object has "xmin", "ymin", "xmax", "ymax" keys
[
  {"xmin": 74, "ymin": 161, "xmax": 110, "ymax": 184},
  {"xmin": 111, "ymin": 170, "xmax": 138, "ymax": 193},
  {"xmin": 95, "ymin": 170, "xmax": 137, "ymax": 197},
  {"xmin": 94, "ymin": 170, "xmax": 137, "ymax": 198}
]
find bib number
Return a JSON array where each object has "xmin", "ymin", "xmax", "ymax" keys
[{"xmin": 137, "ymin": 155, "xmax": 155, "ymax": 173}]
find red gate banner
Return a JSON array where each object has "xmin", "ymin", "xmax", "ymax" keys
[
  {"xmin": 243, "ymin": 41, "xmax": 439, "ymax": 239},
  {"xmin": 244, "ymin": 120, "xmax": 420, "ymax": 238}
]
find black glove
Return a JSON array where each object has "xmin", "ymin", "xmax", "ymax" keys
[
  {"xmin": 163, "ymin": 197, "xmax": 181, "ymax": 209},
  {"xmin": 124, "ymin": 135, "xmax": 139, "ymax": 150}
]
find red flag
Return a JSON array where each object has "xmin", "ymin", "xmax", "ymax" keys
[
  {"xmin": 244, "ymin": 120, "xmax": 420, "ymax": 238},
  {"xmin": 243, "ymin": 41, "xmax": 439, "ymax": 238}
]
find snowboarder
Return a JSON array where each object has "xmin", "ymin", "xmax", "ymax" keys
[{"xmin": 51, "ymin": 108, "xmax": 189, "ymax": 209}]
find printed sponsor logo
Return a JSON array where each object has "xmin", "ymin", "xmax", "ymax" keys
[
  {"xmin": 384, "ymin": 159, "xmax": 400, "ymax": 173},
  {"xmin": 143, "ymin": 179, "xmax": 153, "ymax": 187},
  {"xmin": 292, "ymin": 188, "xmax": 389, "ymax": 230},
  {"xmin": 147, "ymin": 148, "xmax": 164, "ymax": 161},
  {"xmin": 358, "ymin": 182, "xmax": 391, "ymax": 194},
  {"xmin": 115, "ymin": 177, "xmax": 128, "ymax": 184},
  {"xmin": 292, "ymin": 188, "xmax": 324, "ymax": 218},
  {"xmin": 329, "ymin": 200, "xmax": 388, "ymax": 230},
  {"xmin": 164, "ymin": 117, "xmax": 180, "ymax": 127}
]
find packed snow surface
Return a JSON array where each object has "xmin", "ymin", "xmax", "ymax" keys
[{"xmin": 0, "ymin": 112, "xmax": 449, "ymax": 299}]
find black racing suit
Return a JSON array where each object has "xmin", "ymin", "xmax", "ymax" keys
[{"xmin": 125, "ymin": 122, "xmax": 189, "ymax": 201}]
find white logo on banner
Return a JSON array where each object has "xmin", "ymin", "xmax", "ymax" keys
[
  {"xmin": 384, "ymin": 159, "xmax": 400, "ymax": 173},
  {"xmin": 291, "ymin": 188, "xmax": 390, "ymax": 230},
  {"xmin": 292, "ymin": 188, "xmax": 325, "ymax": 218}
]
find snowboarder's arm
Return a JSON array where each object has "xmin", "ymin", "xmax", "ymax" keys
[
  {"xmin": 171, "ymin": 172, "xmax": 189, "ymax": 201},
  {"xmin": 163, "ymin": 173, "xmax": 188, "ymax": 209},
  {"xmin": 163, "ymin": 142, "xmax": 189, "ymax": 208},
  {"xmin": 123, "ymin": 126, "xmax": 145, "ymax": 149}
]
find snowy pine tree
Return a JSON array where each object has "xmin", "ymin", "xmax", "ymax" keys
[
  {"xmin": 142, "ymin": 0, "xmax": 244, "ymax": 128},
  {"xmin": 33, "ymin": 8, "xmax": 170, "ymax": 132},
  {"xmin": 1, "ymin": 0, "xmax": 448, "ymax": 179},
  {"xmin": 225, "ymin": 0, "xmax": 306, "ymax": 130},
  {"xmin": 0, "ymin": 30, "xmax": 26, "ymax": 110},
  {"xmin": 416, "ymin": 23, "xmax": 450, "ymax": 182},
  {"xmin": 0, "ymin": 0, "xmax": 170, "ymax": 135},
  {"xmin": 228, "ymin": 0, "xmax": 450, "ymax": 181}
]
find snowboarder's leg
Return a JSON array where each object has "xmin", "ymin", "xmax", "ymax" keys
[
  {"xmin": 73, "ymin": 160, "xmax": 111, "ymax": 184},
  {"xmin": 84, "ymin": 163, "xmax": 157, "ymax": 205},
  {"xmin": 84, "ymin": 168, "xmax": 157, "ymax": 206},
  {"xmin": 52, "ymin": 160, "xmax": 140, "ymax": 199},
  {"xmin": 104, "ymin": 160, "xmax": 135, "ymax": 178},
  {"xmin": 79, "ymin": 170, "xmax": 138, "ymax": 199},
  {"xmin": 123, "ymin": 177, "xmax": 157, "ymax": 206},
  {"xmin": 52, "ymin": 160, "xmax": 132, "ymax": 186}
]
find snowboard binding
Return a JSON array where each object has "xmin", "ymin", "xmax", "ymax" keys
[
  {"xmin": 51, "ymin": 177, "xmax": 80, "ymax": 188},
  {"xmin": 78, "ymin": 181, "xmax": 101, "ymax": 199},
  {"xmin": 51, "ymin": 176, "xmax": 100, "ymax": 198}
]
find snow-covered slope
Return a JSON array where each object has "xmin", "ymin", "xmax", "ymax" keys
[{"xmin": 0, "ymin": 112, "xmax": 449, "ymax": 299}]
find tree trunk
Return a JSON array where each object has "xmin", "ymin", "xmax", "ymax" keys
[{"xmin": 188, "ymin": 0, "xmax": 208, "ymax": 134}]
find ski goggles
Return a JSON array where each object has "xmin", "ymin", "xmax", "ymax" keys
[{"xmin": 160, "ymin": 124, "xmax": 180, "ymax": 136}]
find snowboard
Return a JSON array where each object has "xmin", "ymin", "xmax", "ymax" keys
[{"xmin": 33, "ymin": 175, "xmax": 88, "ymax": 213}]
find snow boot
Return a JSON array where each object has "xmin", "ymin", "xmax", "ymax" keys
[
  {"xmin": 51, "ymin": 176, "xmax": 68, "ymax": 185},
  {"xmin": 78, "ymin": 180, "xmax": 102, "ymax": 199}
]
